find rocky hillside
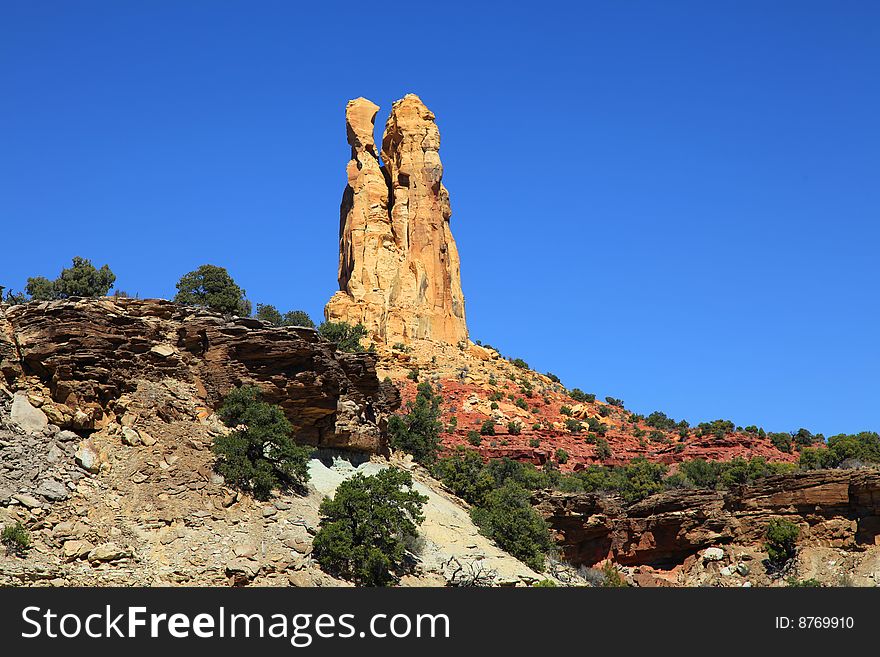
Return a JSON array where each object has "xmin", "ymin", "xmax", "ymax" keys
[
  {"xmin": 0, "ymin": 298, "xmax": 543, "ymax": 587},
  {"xmin": 375, "ymin": 339, "xmax": 800, "ymax": 471}
]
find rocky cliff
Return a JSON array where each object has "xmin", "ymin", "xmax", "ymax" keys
[
  {"xmin": 325, "ymin": 94, "xmax": 468, "ymax": 345},
  {"xmin": 534, "ymin": 469, "xmax": 880, "ymax": 582},
  {"xmin": 0, "ymin": 298, "xmax": 399, "ymax": 453},
  {"xmin": 0, "ymin": 298, "xmax": 543, "ymax": 587}
]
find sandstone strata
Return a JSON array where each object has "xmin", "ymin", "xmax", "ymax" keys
[
  {"xmin": 0, "ymin": 298, "xmax": 399, "ymax": 453},
  {"xmin": 325, "ymin": 94, "xmax": 467, "ymax": 345},
  {"xmin": 534, "ymin": 469, "xmax": 880, "ymax": 568}
]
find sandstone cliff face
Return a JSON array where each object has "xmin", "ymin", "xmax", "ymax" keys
[
  {"xmin": 534, "ymin": 469, "xmax": 880, "ymax": 569},
  {"xmin": 325, "ymin": 94, "xmax": 468, "ymax": 345},
  {"xmin": 0, "ymin": 298, "xmax": 399, "ymax": 453}
]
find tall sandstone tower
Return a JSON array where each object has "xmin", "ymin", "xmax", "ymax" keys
[{"xmin": 324, "ymin": 94, "xmax": 468, "ymax": 345}]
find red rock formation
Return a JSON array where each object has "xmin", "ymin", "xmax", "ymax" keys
[
  {"xmin": 534, "ymin": 469, "xmax": 880, "ymax": 568},
  {"xmin": 325, "ymin": 94, "xmax": 468, "ymax": 345}
]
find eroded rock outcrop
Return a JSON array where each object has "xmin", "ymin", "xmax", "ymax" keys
[
  {"xmin": 325, "ymin": 94, "xmax": 467, "ymax": 345},
  {"xmin": 534, "ymin": 469, "xmax": 880, "ymax": 568},
  {"xmin": 0, "ymin": 298, "xmax": 399, "ymax": 453}
]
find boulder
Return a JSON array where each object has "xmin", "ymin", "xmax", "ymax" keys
[
  {"xmin": 62, "ymin": 540, "xmax": 94, "ymax": 560},
  {"xmin": 702, "ymin": 547, "xmax": 725, "ymax": 562},
  {"xmin": 12, "ymin": 493, "xmax": 42, "ymax": 509},
  {"xmin": 87, "ymin": 542, "xmax": 131, "ymax": 563},
  {"xmin": 120, "ymin": 427, "xmax": 141, "ymax": 446},
  {"xmin": 35, "ymin": 479, "xmax": 69, "ymax": 501},
  {"xmin": 10, "ymin": 392, "xmax": 48, "ymax": 433},
  {"xmin": 74, "ymin": 441, "xmax": 100, "ymax": 473}
]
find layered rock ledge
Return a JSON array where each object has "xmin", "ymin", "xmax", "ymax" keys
[
  {"xmin": 0, "ymin": 298, "xmax": 399, "ymax": 453},
  {"xmin": 534, "ymin": 469, "xmax": 880, "ymax": 568}
]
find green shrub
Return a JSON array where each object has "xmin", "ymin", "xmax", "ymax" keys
[
  {"xmin": 312, "ymin": 468, "xmax": 427, "ymax": 586},
  {"xmin": 544, "ymin": 373, "xmax": 560, "ymax": 384},
  {"xmin": 515, "ymin": 397, "xmax": 529, "ymax": 411},
  {"xmin": 560, "ymin": 406, "xmax": 572, "ymax": 416},
  {"xmin": 533, "ymin": 578, "xmax": 557, "ymax": 587},
  {"xmin": 490, "ymin": 401, "xmax": 499, "ymax": 410},
  {"xmin": 470, "ymin": 482, "xmax": 552, "ymax": 571},
  {"xmin": 594, "ymin": 438, "xmax": 612, "ymax": 460},
  {"xmin": 605, "ymin": 397, "xmax": 624, "ymax": 408},
  {"xmin": 407, "ymin": 368, "xmax": 419, "ymax": 382},
  {"xmin": 598, "ymin": 406, "xmax": 611, "ymax": 417},
  {"xmin": 467, "ymin": 431, "xmax": 482, "ymax": 446},
  {"xmin": 317, "ymin": 321, "xmax": 368, "ymax": 353},
  {"xmin": 556, "ymin": 449, "xmax": 569, "ymax": 464},
  {"xmin": 488, "ymin": 391, "xmax": 503, "ymax": 402},
  {"xmin": 827, "ymin": 431, "xmax": 880, "ymax": 465},
  {"xmin": 389, "ymin": 382, "xmax": 443, "ymax": 465},
  {"xmin": 532, "ymin": 422, "xmax": 542, "ymax": 431},
  {"xmin": 768, "ymin": 432, "xmax": 792, "ymax": 453},
  {"xmin": 529, "ymin": 438, "xmax": 541, "ymax": 448},
  {"xmin": 765, "ymin": 518, "xmax": 800, "ymax": 568},
  {"xmin": 645, "ymin": 411, "xmax": 678, "ymax": 431},
  {"xmin": 174, "ymin": 264, "xmax": 250, "ymax": 315},
  {"xmin": 510, "ymin": 358, "xmax": 529, "ymax": 370},
  {"xmin": 432, "ymin": 448, "xmax": 493, "ymax": 505},
  {"xmin": 792, "ymin": 428, "xmax": 821, "ymax": 450},
  {"xmin": 797, "ymin": 432, "xmax": 880, "ymax": 471},
  {"xmin": 600, "ymin": 562, "xmax": 627, "ymax": 587},
  {"xmin": 27, "ymin": 256, "xmax": 116, "ymax": 300},
  {"xmin": 2, "ymin": 521, "xmax": 31, "ymax": 556},
  {"xmin": 586, "ymin": 417, "xmax": 607, "ymax": 436},
  {"xmin": 677, "ymin": 457, "xmax": 795, "ymax": 489},
  {"xmin": 254, "ymin": 303, "xmax": 283, "ymax": 325},
  {"xmin": 564, "ymin": 418, "xmax": 583, "ymax": 434},
  {"xmin": 508, "ymin": 421, "xmax": 522, "ymax": 436},
  {"xmin": 576, "ymin": 457, "xmax": 666, "ymax": 503},
  {"xmin": 569, "ymin": 389, "xmax": 595, "ymax": 403},
  {"xmin": 282, "ymin": 310, "xmax": 316, "ymax": 328},
  {"xmin": 787, "ymin": 578, "xmax": 822, "ymax": 587},
  {"xmin": 2, "ymin": 288, "xmax": 28, "ymax": 305},
  {"xmin": 480, "ymin": 419, "xmax": 496, "ymax": 436},
  {"xmin": 695, "ymin": 419, "xmax": 735, "ymax": 440},
  {"xmin": 212, "ymin": 386, "xmax": 313, "ymax": 500}
]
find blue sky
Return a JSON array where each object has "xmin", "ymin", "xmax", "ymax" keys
[{"xmin": 2, "ymin": 1, "xmax": 878, "ymax": 436}]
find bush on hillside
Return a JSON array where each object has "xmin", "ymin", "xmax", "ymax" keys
[
  {"xmin": 317, "ymin": 321, "xmax": 368, "ymax": 353},
  {"xmin": 470, "ymin": 481, "xmax": 553, "ymax": 571},
  {"xmin": 569, "ymin": 389, "xmax": 595, "ymax": 403},
  {"xmin": 312, "ymin": 468, "xmax": 428, "ymax": 586},
  {"xmin": 212, "ymin": 386, "xmax": 312, "ymax": 500},
  {"xmin": 2, "ymin": 521, "xmax": 31, "ymax": 556},
  {"xmin": 174, "ymin": 264, "xmax": 250, "ymax": 315},
  {"xmin": 26, "ymin": 256, "xmax": 116, "ymax": 300},
  {"xmin": 764, "ymin": 518, "xmax": 800, "ymax": 569},
  {"xmin": 254, "ymin": 303, "xmax": 283, "ymax": 325},
  {"xmin": 282, "ymin": 309, "xmax": 315, "ymax": 328},
  {"xmin": 388, "ymin": 382, "xmax": 443, "ymax": 465}
]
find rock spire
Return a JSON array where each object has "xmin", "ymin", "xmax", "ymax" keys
[{"xmin": 325, "ymin": 94, "xmax": 468, "ymax": 345}]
